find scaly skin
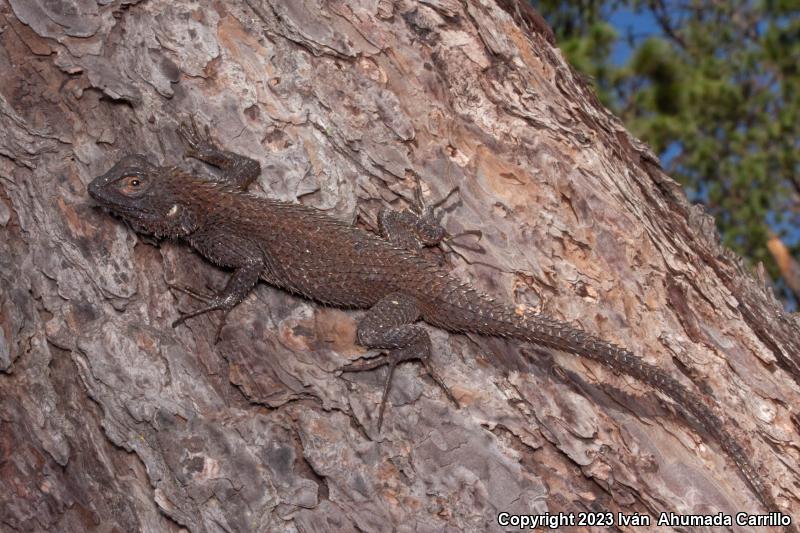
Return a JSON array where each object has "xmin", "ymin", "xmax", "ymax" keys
[{"xmin": 87, "ymin": 119, "xmax": 779, "ymax": 516}]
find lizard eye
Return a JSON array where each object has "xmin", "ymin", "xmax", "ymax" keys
[{"xmin": 119, "ymin": 174, "xmax": 146, "ymax": 196}]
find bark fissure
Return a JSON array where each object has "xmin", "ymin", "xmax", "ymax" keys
[{"xmin": 1, "ymin": 0, "xmax": 798, "ymax": 531}]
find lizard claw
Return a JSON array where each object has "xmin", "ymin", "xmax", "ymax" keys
[
  {"xmin": 341, "ymin": 352, "xmax": 397, "ymax": 430},
  {"xmin": 415, "ymin": 181, "xmax": 486, "ymax": 257},
  {"xmin": 420, "ymin": 359, "xmax": 459, "ymax": 409},
  {"xmin": 176, "ymin": 116, "xmax": 219, "ymax": 159},
  {"xmin": 341, "ymin": 348, "xmax": 458, "ymax": 430},
  {"xmin": 167, "ymin": 282, "xmax": 214, "ymax": 304},
  {"xmin": 407, "ymin": 175, "xmax": 462, "ymax": 247},
  {"xmin": 167, "ymin": 282, "xmax": 230, "ymax": 342},
  {"xmin": 212, "ymin": 311, "xmax": 230, "ymax": 344},
  {"xmin": 340, "ymin": 351, "xmax": 393, "ymax": 373},
  {"xmin": 170, "ymin": 306, "xmax": 230, "ymax": 345},
  {"xmin": 411, "ymin": 173, "xmax": 459, "ymax": 220},
  {"xmin": 168, "ymin": 281, "xmax": 212, "ymax": 327}
]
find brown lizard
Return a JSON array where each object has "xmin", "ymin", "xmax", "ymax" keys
[{"xmin": 87, "ymin": 119, "xmax": 778, "ymax": 515}]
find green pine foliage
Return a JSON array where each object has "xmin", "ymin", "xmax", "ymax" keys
[{"xmin": 534, "ymin": 1, "xmax": 800, "ymax": 306}]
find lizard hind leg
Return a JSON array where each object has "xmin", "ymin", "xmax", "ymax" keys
[
  {"xmin": 379, "ymin": 182, "xmax": 484, "ymax": 258},
  {"xmin": 378, "ymin": 177, "xmax": 460, "ymax": 250},
  {"xmin": 377, "ymin": 207, "xmax": 446, "ymax": 250},
  {"xmin": 341, "ymin": 293, "xmax": 458, "ymax": 430}
]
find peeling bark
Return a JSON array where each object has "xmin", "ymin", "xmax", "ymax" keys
[{"xmin": 1, "ymin": 1, "xmax": 798, "ymax": 532}]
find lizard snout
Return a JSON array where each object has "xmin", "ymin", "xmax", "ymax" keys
[
  {"xmin": 87, "ymin": 178, "xmax": 102, "ymax": 201},
  {"xmin": 87, "ymin": 175, "xmax": 113, "ymax": 206}
]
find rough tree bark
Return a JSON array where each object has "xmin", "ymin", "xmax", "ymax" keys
[{"xmin": 1, "ymin": 1, "xmax": 798, "ymax": 532}]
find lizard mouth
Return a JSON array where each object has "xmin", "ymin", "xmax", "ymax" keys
[
  {"xmin": 88, "ymin": 197, "xmax": 159, "ymax": 227},
  {"xmin": 94, "ymin": 205, "xmax": 166, "ymax": 237}
]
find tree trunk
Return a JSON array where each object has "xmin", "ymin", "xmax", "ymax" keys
[{"xmin": 1, "ymin": 1, "xmax": 798, "ymax": 531}]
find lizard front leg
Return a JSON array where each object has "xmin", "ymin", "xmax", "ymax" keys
[
  {"xmin": 342, "ymin": 292, "xmax": 457, "ymax": 429},
  {"xmin": 171, "ymin": 258, "xmax": 263, "ymax": 340},
  {"xmin": 176, "ymin": 118, "xmax": 261, "ymax": 191}
]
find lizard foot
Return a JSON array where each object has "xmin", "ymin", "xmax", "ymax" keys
[
  {"xmin": 167, "ymin": 282, "xmax": 214, "ymax": 303},
  {"xmin": 406, "ymin": 175, "xmax": 457, "ymax": 246},
  {"xmin": 167, "ymin": 283, "xmax": 230, "ymax": 343},
  {"xmin": 171, "ymin": 306, "xmax": 230, "ymax": 344},
  {"xmin": 341, "ymin": 346, "xmax": 458, "ymax": 430},
  {"xmin": 176, "ymin": 116, "xmax": 222, "ymax": 161},
  {"xmin": 417, "ymin": 179, "xmax": 488, "ymax": 255},
  {"xmin": 409, "ymin": 176, "xmax": 485, "ymax": 255}
]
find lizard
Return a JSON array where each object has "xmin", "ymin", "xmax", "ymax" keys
[{"xmin": 87, "ymin": 119, "xmax": 778, "ymax": 516}]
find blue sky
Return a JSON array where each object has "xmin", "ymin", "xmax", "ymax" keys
[
  {"xmin": 608, "ymin": 6, "xmax": 661, "ymax": 64},
  {"xmin": 600, "ymin": 4, "xmax": 799, "ymax": 309}
]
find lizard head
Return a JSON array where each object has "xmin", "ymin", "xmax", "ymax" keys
[{"xmin": 88, "ymin": 154, "xmax": 198, "ymax": 238}]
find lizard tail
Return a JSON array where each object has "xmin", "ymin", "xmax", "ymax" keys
[{"xmin": 495, "ymin": 312, "xmax": 779, "ymax": 516}]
